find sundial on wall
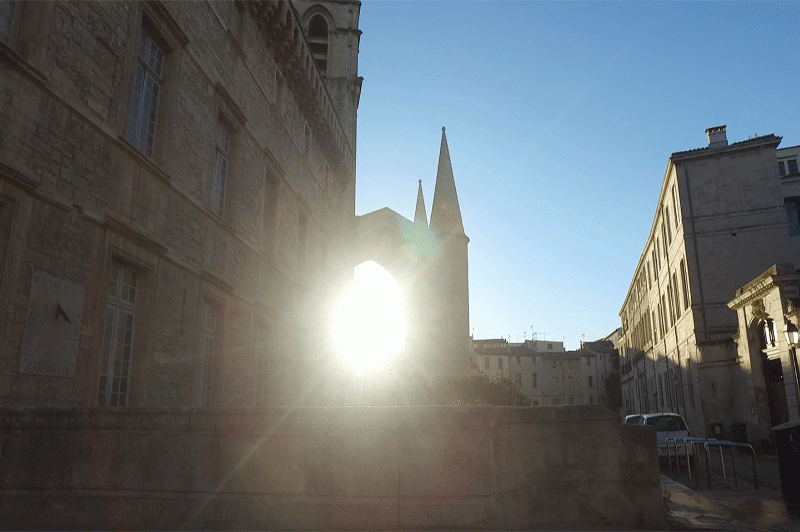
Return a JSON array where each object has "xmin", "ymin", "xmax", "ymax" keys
[{"xmin": 19, "ymin": 270, "xmax": 84, "ymax": 377}]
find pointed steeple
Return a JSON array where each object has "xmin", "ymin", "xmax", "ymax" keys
[
  {"xmin": 414, "ymin": 180, "xmax": 428, "ymax": 226},
  {"xmin": 429, "ymin": 127, "xmax": 465, "ymax": 236}
]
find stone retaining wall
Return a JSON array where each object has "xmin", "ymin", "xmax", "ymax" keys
[{"xmin": 0, "ymin": 405, "xmax": 663, "ymax": 530}]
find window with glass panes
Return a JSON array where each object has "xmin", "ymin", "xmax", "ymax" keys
[
  {"xmin": 680, "ymin": 259, "xmax": 689, "ymax": 310},
  {"xmin": 211, "ymin": 122, "xmax": 230, "ymax": 216},
  {"xmin": 0, "ymin": 0, "xmax": 16, "ymax": 43},
  {"xmin": 672, "ymin": 186, "xmax": 679, "ymax": 227},
  {"xmin": 199, "ymin": 300, "xmax": 219, "ymax": 406},
  {"xmin": 786, "ymin": 197, "xmax": 800, "ymax": 236},
  {"xmin": 97, "ymin": 262, "xmax": 138, "ymax": 406},
  {"xmin": 128, "ymin": 28, "xmax": 164, "ymax": 157},
  {"xmin": 255, "ymin": 320, "xmax": 269, "ymax": 404}
]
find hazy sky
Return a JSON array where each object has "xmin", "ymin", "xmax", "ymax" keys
[{"xmin": 354, "ymin": 1, "xmax": 800, "ymax": 349}]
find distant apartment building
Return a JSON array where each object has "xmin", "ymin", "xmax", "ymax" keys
[
  {"xmin": 471, "ymin": 337, "xmax": 617, "ymax": 408},
  {"xmin": 582, "ymin": 333, "xmax": 622, "ymax": 413},
  {"xmin": 526, "ymin": 339, "xmax": 566, "ymax": 353},
  {"xmin": 619, "ymin": 126, "xmax": 795, "ymax": 445}
]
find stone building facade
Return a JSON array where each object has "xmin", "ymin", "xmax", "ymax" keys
[
  {"xmin": 618, "ymin": 125, "xmax": 795, "ymax": 444},
  {"xmin": 718, "ymin": 148, "xmax": 800, "ymax": 446},
  {"xmin": 472, "ymin": 337, "xmax": 618, "ymax": 408},
  {"xmin": 0, "ymin": 0, "xmax": 361, "ymax": 408}
]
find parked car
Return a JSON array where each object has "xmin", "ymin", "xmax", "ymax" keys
[
  {"xmin": 641, "ymin": 413, "xmax": 691, "ymax": 457},
  {"xmin": 624, "ymin": 414, "xmax": 642, "ymax": 424}
]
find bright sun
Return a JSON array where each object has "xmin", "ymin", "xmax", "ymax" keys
[{"xmin": 332, "ymin": 261, "xmax": 405, "ymax": 375}]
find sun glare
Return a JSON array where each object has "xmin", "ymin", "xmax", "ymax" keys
[{"xmin": 332, "ymin": 261, "xmax": 405, "ymax": 375}]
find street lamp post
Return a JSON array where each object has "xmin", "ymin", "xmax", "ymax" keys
[{"xmin": 782, "ymin": 320, "xmax": 800, "ymax": 420}]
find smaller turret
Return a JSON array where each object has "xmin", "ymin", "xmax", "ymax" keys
[{"xmin": 414, "ymin": 180, "xmax": 428, "ymax": 226}]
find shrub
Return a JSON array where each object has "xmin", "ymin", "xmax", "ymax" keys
[{"xmin": 382, "ymin": 371, "xmax": 531, "ymax": 406}]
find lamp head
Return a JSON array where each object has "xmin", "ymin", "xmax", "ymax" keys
[{"xmin": 784, "ymin": 320, "xmax": 799, "ymax": 347}]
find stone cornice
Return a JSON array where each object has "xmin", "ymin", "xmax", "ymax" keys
[
  {"xmin": 247, "ymin": 0, "xmax": 353, "ymax": 174},
  {"xmin": 729, "ymin": 265, "xmax": 800, "ymax": 311},
  {"xmin": 0, "ymin": 161, "xmax": 38, "ymax": 192},
  {"xmin": 105, "ymin": 214, "xmax": 168, "ymax": 255},
  {"xmin": 728, "ymin": 275, "xmax": 778, "ymax": 310}
]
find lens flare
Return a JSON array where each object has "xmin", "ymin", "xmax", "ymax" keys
[{"xmin": 332, "ymin": 261, "xmax": 405, "ymax": 375}]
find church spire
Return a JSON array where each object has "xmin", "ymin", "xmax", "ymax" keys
[
  {"xmin": 429, "ymin": 127, "xmax": 465, "ymax": 236},
  {"xmin": 414, "ymin": 180, "xmax": 428, "ymax": 226}
]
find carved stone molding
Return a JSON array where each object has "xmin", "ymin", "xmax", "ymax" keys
[
  {"xmin": 751, "ymin": 298, "xmax": 768, "ymax": 321},
  {"xmin": 248, "ymin": 0, "xmax": 350, "ymax": 170}
]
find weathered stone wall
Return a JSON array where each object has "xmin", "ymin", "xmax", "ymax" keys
[
  {"xmin": 0, "ymin": 405, "xmax": 664, "ymax": 530},
  {"xmin": 0, "ymin": 1, "xmax": 356, "ymax": 408}
]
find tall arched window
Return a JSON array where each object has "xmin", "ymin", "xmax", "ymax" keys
[
  {"xmin": 308, "ymin": 14, "xmax": 328, "ymax": 76},
  {"xmin": 679, "ymin": 259, "xmax": 690, "ymax": 310}
]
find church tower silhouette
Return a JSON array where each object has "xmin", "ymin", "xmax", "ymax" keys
[
  {"xmin": 295, "ymin": 3, "xmax": 470, "ymax": 376},
  {"xmin": 423, "ymin": 127, "xmax": 470, "ymax": 374},
  {"xmin": 357, "ymin": 128, "xmax": 470, "ymax": 375}
]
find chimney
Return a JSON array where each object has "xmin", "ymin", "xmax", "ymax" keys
[{"xmin": 705, "ymin": 125, "xmax": 728, "ymax": 148}]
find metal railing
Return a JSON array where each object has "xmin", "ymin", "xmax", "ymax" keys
[
  {"xmin": 666, "ymin": 437, "xmax": 716, "ymax": 488},
  {"xmin": 665, "ymin": 437, "xmax": 758, "ymax": 490},
  {"xmin": 703, "ymin": 440, "xmax": 758, "ymax": 490}
]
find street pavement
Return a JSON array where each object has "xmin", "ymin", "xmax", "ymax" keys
[{"xmin": 662, "ymin": 451, "xmax": 800, "ymax": 531}]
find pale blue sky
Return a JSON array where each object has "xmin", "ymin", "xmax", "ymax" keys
[{"xmin": 355, "ymin": 1, "xmax": 800, "ymax": 349}]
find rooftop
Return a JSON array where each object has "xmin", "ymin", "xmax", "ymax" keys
[{"xmin": 671, "ymin": 133, "xmax": 781, "ymax": 161}]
